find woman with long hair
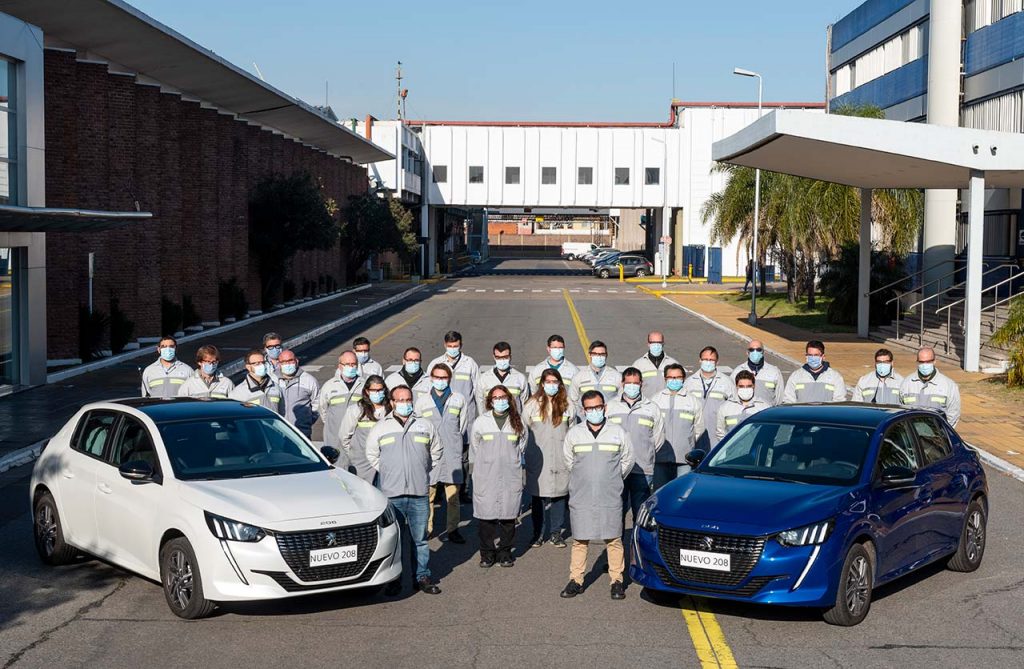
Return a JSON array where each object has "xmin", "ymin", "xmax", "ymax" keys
[
  {"xmin": 469, "ymin": 385, "xmax": 527, "ymax": 568},
  {"xmin": 523, "ymin": 368, "xmax": 574, "ymax": 547},
  {"xmin": 339, "ymin": 374, "xmax": 390, "ymax": 484}
]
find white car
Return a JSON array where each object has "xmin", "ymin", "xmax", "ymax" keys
[{"xmin": 30, "ymin": 398, "xmax": 401, "ymax": 619}]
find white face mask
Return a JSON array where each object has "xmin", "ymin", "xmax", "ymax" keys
[{"xmin": 737, "ymin": 387, "xmax": 755, "ymax": 402}]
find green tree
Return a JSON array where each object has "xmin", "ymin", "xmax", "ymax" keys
[
  {"xmin": 341, "ymin": 192, "xmax": 420, "ymax": 281},
  {"xmin": 991, "ymin": 295, "xmax": 1024, "ymax": 386}
]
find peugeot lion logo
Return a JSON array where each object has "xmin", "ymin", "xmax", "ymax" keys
[
  {"xmin": 700, "ymin": 536, "xmax": 714, "ymax": 551},
  {"xmin": 325, "ymin": 532, "xmax": 337, "ymax": 547}
]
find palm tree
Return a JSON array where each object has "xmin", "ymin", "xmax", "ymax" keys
[{"xmin": 991, "ymin": 295, "xmax": 1024, "ymax": 386}]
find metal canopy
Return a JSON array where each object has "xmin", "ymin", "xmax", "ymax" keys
[
  {"xmin": 0, "ymin": 0, "xmax": 393, "ymax": 165},
  {"xmin": 0, "ymin": 205, "xmax": 152, "ymax": 232},
  {"xmin": 712, "ymin": 110, "xmax": 1024, "ymax": 189}
]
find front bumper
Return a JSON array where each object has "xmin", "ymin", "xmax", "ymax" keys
[{"xmin": 629, "ymin": 523, "xmax": 841, "ymax": 607}]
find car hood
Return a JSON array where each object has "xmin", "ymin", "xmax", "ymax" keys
[
  {"xmin": 178, "ymin": 468, "xmax": 386, "ymax": 527},
  {"xmin": 653, "ymin": 473, "xmax": 852, "ymax": 534}
]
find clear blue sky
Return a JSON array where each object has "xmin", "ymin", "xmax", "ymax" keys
[{"xmin": 128, "ymin": 0, "xmax": 858, "ymax": 122}]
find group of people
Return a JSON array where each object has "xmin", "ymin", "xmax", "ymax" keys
[{"xmin": 140, "ymin": 328, "xmax": 962, "ymax": 599}]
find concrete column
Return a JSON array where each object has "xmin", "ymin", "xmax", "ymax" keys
[
  {"xmin": 923, "ymin": 0, "xmax": 962, "ymax": 289},
  {"xmin": 858, "ymin": 189, "xmax": 872, "ymax": 339},
  {"xmin": 964, "ymin": 171, "xmax": 985, "ymax": 372},
  {"xmin": 661, "ymin": 206, "xmax": 672, "ymax": 274}
]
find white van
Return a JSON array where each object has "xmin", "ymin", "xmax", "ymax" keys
[{"xmin": 561, "ymin": 242, "xmax": 596, "ymax": 260}]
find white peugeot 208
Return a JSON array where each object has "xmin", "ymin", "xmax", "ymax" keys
[{"xmin": 30, "ymin": 398, "xmax": 402, "ymax": 619}]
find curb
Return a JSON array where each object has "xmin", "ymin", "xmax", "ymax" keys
[
  {"xmin": 0, "ymin": 283, "xmax": 426, "ymax": 475},
  {"xmin": 969, "ymin": 443, "xmax": 1024, "ymax": 483}
]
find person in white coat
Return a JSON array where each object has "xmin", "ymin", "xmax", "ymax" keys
[
  {"xmin": 730, "ymin": 339, "xmax": 784, "ymax": 406},
  {"xmin": 652, "ymin": 363, "xmax": 704, "ymax": 489},
  {"xmin": 338, "ymin": 375, "xmax": 388, "ymax": 482},
  {"xmin": 352, "ymin": 336, "xmax": 384, "ymax": 378},
  {"xmin": 141, "ymin": 336, "xmax": 192, "ymax": 398},
  {"xmin": 276, "ymin": 349, "xmax": 321, "ymax": 438},
  {"xmin": 899, "ymin": 347, "xmax": 961, "ymax": 427},
  {"xmin": 606, "ymin": 367, "xmax": 665, "ymax": 522},
  {"xmin": 528, "ymin": 334, "xmax": 580, "ymax": 395},
  {"xmin": 385, "ymin": 347, "xmax": 431, "ymax": 403},
  {"xmin": 228, "ymin": 349, "xmax": 284, "ymax": 415},
  {"xmin": 470, "ymin": 385, "xmax": 527, "ymax": 568},
  {"xmin": 682, "ymin": 346, "xmax": 735, "ymax": 450},
  {"xmin": 716, "ymin": 370, "xmax": 772, "ymax": 443},
  {"xmin": 318, "ymin": 351, "xmax": 364, "ymax": 453},
  {"xmin": 569, "ymin": 340, "xmax": 622, "ymax": 413},
  {"xmin": 427, "ymin": 331, "xmax": 479, "ymax": 503},
  {"xmin": 178, "ymin": 344, "xmax": 234, "ymax": 399},
  {"xmin": 783, "ymin": 340, "xmax": 847, "ymax": 404},
  {"xmin": 631, "ymin": 331, "xmax": 679, "ymax": 397},
  {"xmin": 854, "ymin": 348, "xmax": 904, "ymax": 405},
  {"xmin": 524, "ymin": 368, "xmax": 575, "ymax": 547},
  {"xmin": 476, "ymin": 341, "xmax": 529, "ymax": 413}
]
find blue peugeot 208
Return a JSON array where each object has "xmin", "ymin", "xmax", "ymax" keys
[{"xmin": 630, "ymin": 404, "xmax": 988, "ymax": 626}]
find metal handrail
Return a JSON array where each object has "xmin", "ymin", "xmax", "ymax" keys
[
  {"xmin": 865, "ymin": 257, "xmax": 966, "ymax": 298},
  {"xmin": 923, "ymin": 266, "xmax": 1023, "ymax": 354}
]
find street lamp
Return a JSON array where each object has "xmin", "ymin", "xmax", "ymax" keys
[{"xmin": 734, "ymin": 67, "xmax": 762, "ymax": 326}]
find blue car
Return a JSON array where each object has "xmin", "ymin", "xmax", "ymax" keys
[{"xmin": 630, "ymin": 404, "xmax": 988, "ymax": 626}]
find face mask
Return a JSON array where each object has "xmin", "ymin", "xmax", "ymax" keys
[
  {"xmin": 266, "ymin": 346, "xmax": 282, "ymax": 360},
  {"xmin": 700, "ymin": 360, "xmax": 716, "ymax": 374},
  {"xmin": 340, "ymin": 365, "xmax": 359, "ymax": 379},
  {"xmin": 394, "ymin": 402, "xmax": 414, "ymax": 417},
  {"xmin": 737, "ymin": 387, "xmax": 755, "ymax": 402},
  {"xmin": 666, "ymin": 378, "xmax": 684, "ymax": 392},
  {"xmin": 918, "ymin": 362, "xmax": 935, "ymax": 377},
  {"xmin": 543, "ymin": 382, "xmax": 560, "ymax": 396},
  {"xmin": 432, "ymin": 378, "xmax": 449, "ymax": 392},
  {"xmin": 355, "ymin": 351, "xmax": 370, "ymax": 364},
  {"xmin": 748, "ymin": 350, "xmax": 764, "ymax": 365},
  {"xmin": 494, "ymin": 358, "xmax": 510, "ymax": 371},
  {"xmin": 369, "ymin": 390, "xmax": 387, "ymax": 404},
  {"xmin": 492, "ymin": 398, "xmax": 510, "ymax": 413},
  {"xmin": 404, "ymin": 360, "xmax": 421, "ymax": 374},
  {"xmin": 446, "ymin": 346, "xmax": 461, "ymax": 358},
  {"xmin": 252, "ymin": 363, "xmax": 267, "ymax": 379},
  {"xmin": 590, "ymin": 355, "xmax": 606, "ymax": 369},
  {"xmin": 585, "ymin": 408, "xmax": 605, "ymax": 425},
  {"xmin": 648, "ymin": 343, "xmax": 664, "ymax": 357},
  {"xmin": 201, "ymin": 362, "xmax": 217, "ymax": 375},
  {"xmin": 281, "ymin": 363, "xmax": 298, "ymax": 376},
  {"xmin": 806, "ymin": 355, "xmax": 823, "ymax": 369},
  {"xmin": 623, "ymin": 383, "xmax": 641, "ymax": 399},
  {"xmin": 875, "ymin": 362, "xmax": 892, "ymax": 377},
  {"xmin": 159, "ymin": 347, "xmax": 176, "ymax": 362},
  {"xmin": 549, "ymin": 347, "xmax": 565, "ymax": 361}
]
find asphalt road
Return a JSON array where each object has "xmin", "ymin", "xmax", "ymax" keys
[{"xmin": 2, "ymin": 259, "xmax": 1022, "ymax": 669}]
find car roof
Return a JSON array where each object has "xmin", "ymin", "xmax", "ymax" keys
[
  {"xmin": 748, "ymin": 402, "xmax": 913, "ymax": 429},
  {"xmin": 105, "ymin": 397, "xmax": 274, "ymax": 422}
]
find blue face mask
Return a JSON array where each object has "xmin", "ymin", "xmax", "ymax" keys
[
  {"xmin": 623, "ymin": 383, "xmax": 641, "ymax": 399},
  {"xmin": 806, "ymin": 355, "xmax": 823, "ymax": 369},
  {"xmin": 445, "ymin": 346, "xmax": 461, "ymax": 358},
  {"xmin": 341, "ymin": 365, "xmax": 359, "ymax": 379},
  {"xmin": 404, "ymin": 360, "xmax": 421, "ymax": 374},
  {"xmin": 585, "ymin": 408, "xmax": 605, "ymax": 425},
  {"xmin": 875, "ymin": 362, "xmax": 892, "ymax": 377},
  {"xmin": 201, "ymin": 362, "xmax": 217, "ymax": 375},
  {"xmin": 494, "ymin": 358, "xmax": 511, "ymax": 371},
  {"xmin": 394, "ymin": 402, "xmax": 414, "ymax": 417},
  {"xmin": 917, "ymin": 362, "xmax": 935, "ymax": 377},
  {"xmin": 432, "ymin": 378, "xmax": 449, "ymax": 392},
  {"xmin": 543, "ymin": 382, "xmax": 560, "ymax": 396},
  {"xmin": 281, "ymin": 363, "xmax": 298, "ymax": 376},
  {"xmin": 748, "ymin": 350, "xmax": 764, "ymax": 365},
  {"xmin": 266, "ymin": 346, "xmax": 282, "ymax": 360},
  {"xmin": 549, "ymin": 347, "xmax": 565, "ymax": 361},
  {"xmin": 159, "ymin": 347, "xmax": 176, "ymax": 362},
  {"xmin": 355, "ymin": 351, "xmax": 370, "ymax": 364},
  {"xmin": 648, "ymin": 343, "xmax": 664, "ymax": 357},
  {"xmin": 369, "ymin": 390, "xmax": 387, "ymax": 404},
  {"xmin": 252, "ymin": 363, "xmax": 267, "ymax": 379},
  {"xmin": 700, "ymin": 360, "xmax": 717, "ymax": 374},
  {"xmin": 492, "ymin": 398, "xmax": 510, "ymax": 413},
  {"xmin": 590, "ymin": 355, "xmax": 606, "ymax": 369},
  {"xmin": 666, "ymin": 378, "xmax": 684, "ymax": 392}
]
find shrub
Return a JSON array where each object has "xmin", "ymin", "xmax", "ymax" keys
[
  {"xmin": 78, "ymin": 306, "xmax": 109, "ymax": 362},
  {"xmin": 161, "ymin": 297, "xmax": 182, "ymax": 335},
  {"xmin": 218, "ymin": 278, "xmax": 249, "ymax": 321},
  {"xmin": 991, "ymin": 295, "xmax": 1024, "ymax": 386},
  {"xmin": 109, "ymin": 298, "xmax": 135, "ymax": 354},
  {"xmin": 819, "ymin": 243, "xmax": 909, "ymax": 327},
  {"xmin": 182, "ymin": 294, "xmax": 201, "ymax": 328}
]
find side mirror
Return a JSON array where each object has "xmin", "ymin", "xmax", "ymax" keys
[
  {"xmin": 685, "ymin": 449, "xmax": 707, "ymax": 468},
  {"xmin": 880, "ymin": 465, "xmax": 916, "ymax": 486},
  {"xmin": 119, "ymin": 460, "xmax": 155, "ymax": 482},
  {"xmin": 321, "ymin": 446, "xmax": 341, "ymax": 465}
]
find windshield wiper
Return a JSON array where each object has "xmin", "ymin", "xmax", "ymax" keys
[
  {"xmin": 241, "ymin": 471, "xmax": 285, "ymax": 478},
  {"xmin": 742, "ymin": 474, "xmax": 809, "ymax": 485}
]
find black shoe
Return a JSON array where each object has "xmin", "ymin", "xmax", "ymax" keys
[
  {"xmin": 550, "ymin": 535, "xmax": 566, "ymax": 548},
  {"xmin": 384, "ymin": 580, "xmax": 402, "ymax": 596},
  {"xmin": 499, "ymin": 558, "xmax": 515, "ymax": 568},
  {"xmin": 459, "ymin": 493, "xmax": 472, "ymax": 504},
  {"xmin": 446, "ymin": 530, "xmax": 466, "ymax": 544},
  {"xmin": 560, "ymin": 580, "xmax": 583, "ymax": 598},
  {"xmin": 479, "ymin": 558, "xmax": 495, "ymax": 568},
  {"xmin": 416, "ymin": 577, "xmax": 441, "ymax": 595},
  {"xmin": 530, "ymin": 535, "xmax": 544, "ymax": 548},
  {"xmin": 610, "ymin": 581, "xmax": 626, "ymax": 600}
]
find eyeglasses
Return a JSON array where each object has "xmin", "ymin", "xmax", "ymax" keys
[{"xmin": 748, "ymin": 347, "xmax": 763, "ymax": 352}]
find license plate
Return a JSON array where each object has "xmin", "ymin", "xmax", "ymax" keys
[
  {"xmin": 679, "ymin": 548, "xmax": 731, "ymax": 572},
  {"xmin": 309, "ymin": 545, "xmax": 358, "ymax": 567}
]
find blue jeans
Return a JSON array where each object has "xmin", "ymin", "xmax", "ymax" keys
[
  {"xmin": 622, "ymin": 471, "xmax": 653, "ymax": 521},
  {"xmin": 531, "ymin": 495, "xmax": 568, "ymax": 540},
  {"xmin": 390, "ymin": 495, "xmax": 431, "ymax": 580},
  {"xmin": 653, "ymin": 462, "xmax": 688, "ymax": 490}
]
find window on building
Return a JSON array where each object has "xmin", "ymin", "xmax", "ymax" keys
[
  {"xmin": 541, "ymin": 166, "xmax": 557, "ymax": 185},
  {"xmin": 614, "ymin": 168, "xmax": 630, "ymax": 185},
  {"xmin": 432, "ymin": 165, "xmax": 448, "ymax": 183},
  {"xmin": 578, "ymin": 167, "xmax": 593, "ymax": 185},
  {"xmin": 505, "ymin": 166, "xmax": 521, "ymax": 185},
  {"xmin": 644, "ymin": 167, "xmax": 660, "ymax": 185},
  {"xmin": 469, "ymin": 166, "xmax": 484, "ymax": 183},
  {"xmin": 0, "ymin": 58, "xmax": 16, "ymax": 205}
]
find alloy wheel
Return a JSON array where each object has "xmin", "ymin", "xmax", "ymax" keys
[
  {"xmin": 965, "ymin": 510, "xmax": 985, "ymax": 563},
  {"xmin": 844, "ymin": 555, "xmax": 870, "ymax": 616},
  {"xmin": 36, "ymin": 503, "xmax": 57, "ymax": 557},
  {"xmin": 165, "ymin": 549, "xmax": 194, "ymax": 610}
]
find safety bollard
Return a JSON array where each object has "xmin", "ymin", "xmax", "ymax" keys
[{"xmin": 619, "ymin": 264, "xmax": 625, "ymax": 282}]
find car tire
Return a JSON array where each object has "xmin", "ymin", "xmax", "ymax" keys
[
  {"xmin": 636, "ymin": 269, "xmax": 648, "ymax": 277},
  {"xmin": 33, "ymin": 491, "xmax": 78, "ymax": 566},
  {"xmin": 822, "ymin": 543, "xmax": 873, "ymax": 626},
  {"xmin": 599, "ymin": 269, "xmax": 610, "ymax": 279},
  {"xmin": 160, "ymin": 537, "xmax": 216, "ymax": 620},
  {"xmin": 947, "ymin": 498, "xmax": 986, "ymax": 572},
  {"xmin": 566, "ymin": 254, "xmax": 576, "ymax": 261}
]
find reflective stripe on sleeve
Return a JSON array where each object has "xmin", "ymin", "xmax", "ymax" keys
[
  {"xmin": 421, "ymin": 410, "xmax": 434, "ymax": 417},
  {"xmin": 509, "ymin": 388, "xmax": 521, "ymax": 395},
  {"xmin": 170, "ymin": 379, "xmax": 186, "ymax": 385},
  {"xmin": 725, "ymin": 417, "xmax": 739, "ymax": 426},
  {"xmin": 825, "ymin": 384, "xmax": 835, "ymax": 391},
  {"xmin": 709, "ymin": 391, "xmax": 725, "ymax": 399},
  {"xmin": 379, "ymin": 436, "xmax": 396, "ymax": 445},
  {"xmin": 482, "ymin": 434, "xmax": 494, "ymax": 441},
  {"xmin": 601, "ymin": 385, "xmax": 618, "ymax": 392},
  {"xmin": 638, "ymin": 418, "xmax": 654, "ymax": 427},
  {"xmin": 795, "ymin": 383, "xmax": 806, "ymax": 390},
  {"xmin": 573, "ymin": 445, "xmax": 593, "ymax": 453},
  {"xmin": 413, "ymin": 435, "xmax": 430, "ymax": 444},
  {"xmin": 930, "ymin": 395, "xmax": 947, "ymax": 404},
  {"xmin": 357, "ymin": 421, "xmax": 375, "ymax": 428},
  {"xmin": 679, "ymin": 412, "xmax": 694, "ymax": 421},
  {"xmin": 506, "ymin": 434, "xmax": 518, "ymax": 441},
  {"xmin": 764, "ymin": 382, "xmax": 776, "ymax": 389},
  {"xmin": 641, "ymin": 371, "xmax": 657, "ymax": 377},
  {"xmin": 269, "ymin": 396, "xmax": 280, "ymax": 403},
  {"xmin": 448, "ymin": 407, "xmax": 461, "ymax": 415},
  {"xmin": 329, "ymin": 396, "xmax": 348, "ymax": 405},
  {"xmin": 148, "ymin": 379, "xmax": 165, "ymax": 387},
  {"xmin": 609, "ymin": 417, "xmax": 623, "ymax": 424},
  {"xmin": 455, "ymin": 374, "xmax": 471, "ymax": 381},
  {"xmin": 211, "ymin": 393, "xmax": 227, "ymax": 399},
  {"xmin": 597, "ymin": 444, "xmax": 620, "ymax": 452},
  {"xmin": 902, "ymin": 395, "xmax": 918, "ymax": 403}
]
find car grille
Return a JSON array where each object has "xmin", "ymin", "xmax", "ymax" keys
[
  {"xmin": 254, "ymin": 557, "xmax": 387, "ymax": 593},
  {"xmin": 656, "ymin": 527, "xmax": 766, "ymax": 587},
  {"xmin": 274, "ymin": 522, "xmax": 379, "ymax": 582},
  {"xmin": 651, "ymin": 564, "xmax": 781, "ymax": 598}
]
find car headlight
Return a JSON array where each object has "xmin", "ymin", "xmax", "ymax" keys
[
  {"xmin": 377, "ymin": 503, "xmax": 397, "ymax": 528},
  {"xmin": 635, "ymin": 499, "xmax": 657, "ymax": 532},
  {"xmin": 775, "ymin": 520, "xmax": 833, "ymax": 547},
  {"xmin": 205, "ymin": 511, "xmax": 267, "ymax": 542}
]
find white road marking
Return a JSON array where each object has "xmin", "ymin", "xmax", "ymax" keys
[
  {"xmin": 588, "ymin": 289, "xmax": 599, "ymax": 293},
  {"xmin": 549, "ymin": 290, "xmax": 559, "ymax": 293},
  {"xmin": 513, "ymin": 289, "xmax": 524, "ymax": 293},
  {"xmin": 607, "ymin": 289, "xmax": 618, "ymax": 293},
  {"xmin": 570, "ymin": 289, "xmax": 580, "ymax": 293},
  {"xmin": 532, "ymin": 289, "xmax": 543, "ymax": 293},
  {"xmin": 475, "ymin": 289, "xmax": 486, "ymax": 293},
  {"xmin": 494, "ymin": 289, "xmax": 506, "ymax": 293},
  {"xmin": 457, "ymin": 289, "xmax": 468, "ymax": 292}
]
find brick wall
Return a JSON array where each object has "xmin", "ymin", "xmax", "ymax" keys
[{"xmin": 42, "ymin": 49, "xmax": 367, "ymax": 359}]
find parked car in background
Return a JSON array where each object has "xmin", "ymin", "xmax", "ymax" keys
[
  {"xmin": 594, "ymin": 255, "xmax": 653, "ymax": 278},
  {"xmin": 561, "ymin": 242, "xmax": 597, "ymax": 260},
  {"xmin": 588, "ymin": 249, "xmax": 622, "ymax": 266},
  {"xmin": 581, "ymin": 247, "xmax": 616, "ymax": 263}
]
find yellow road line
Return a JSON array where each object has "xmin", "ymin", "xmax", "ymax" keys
[
  {"xmin": 371, "ymin": 313, "xmax": 421, "ymax": 346},
  {"xmin": 561, "ymin": 289, "xmax": 590, "ymax": 361},
  {"xmin": 681, "ymin": 596, "xmax": 738, "ymax": 669}
]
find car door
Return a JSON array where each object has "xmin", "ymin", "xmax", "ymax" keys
[
  {"xmin": 57, "ymin": 410, "xmax": 121, "ymax": 551},
  {"xmin": 93, "ymin": 415, "xmax": 166, "ymax": 576},
  {"xmin": 870, "ymin": 420, "xmax": 931, "ymax": 578},
  {"xmin": 909, "ymin": 415, "xmax": 964, "ymax": 558}
]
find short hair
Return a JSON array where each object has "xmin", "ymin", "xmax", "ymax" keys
[
  {"xmin": 263, "ymin": 332, "xmax": 283, "ymax": 346},
  {"xmin": 622, "ymin": 366, "xmax": 642, "ymax": 382},
  {"xmin": 664, "ymin": 363, "xmax": 685, "ymax": 378},
  {"xmin": 443, "ymin": 330, "xmax": 462, "ymax": 343},
  {"xmin": 389, "ymin": 384, "xmax": 412, "ymax": 400},
  {"xmin": 403, "ymin": 346, "xmax": 421, "ymax": 358},
  {"xmin": 195, "ymin": 344, "xmax": 220, "ymax": 363},
  {"xmin": 430, "ymin": 363, "xmax": 452, "ymax": 378},
  {"xmin": 874, "ymin": 348, "xmax": 894, "ymax": 361},
  {"xmin": 353, "ymin": 336, "xmax": 371, "ymax": 348},
  {"xmin": 735, "ymin": 370, "xmax": 756, "ymax": 384},
  {"xmin": 580, "ymin": 389, "xmax": 605, "ymax": 405},
  {"xmin": 547, "ymin": 334, "xmax": 566, "ymax": 346},
  {"xmin": 699, "ymin": 346, "xmax": 718, "ymax": 359},
  {"xmin": 158, "ymin": 335, "xmax": 178, "ymax": 346},
  {"xmin": 806, "ymin": 340, "xmax": 825, "ymax": 354},
  {"xmin": 493, "ymin": 341, "xmax": 511, "ymax": 354},
  {"xmin": 244, "ymin": 348, "xmax": 265, "ymax": 364},
  {"xmin": 589, "ymin": 340, "xmax": 607, "ymax": 353}
]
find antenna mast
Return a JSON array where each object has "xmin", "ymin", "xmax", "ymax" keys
[{"xmin": 396, "ymin": 61, "xmax": 403, "ymax": 121}]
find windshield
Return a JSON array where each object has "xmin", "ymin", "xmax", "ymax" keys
[
  {"xmin": 702, "ymin": 420, "xmax": 872, "ymax": 485},
  {"xmin": 158, "ymin": 415, "xmax": 330, "ymax": 480}
]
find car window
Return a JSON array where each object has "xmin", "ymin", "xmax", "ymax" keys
[
  {"xmin": 876, "ymin": 421, "xmax": 920, "ymax": 474},
  {"xmin": 109, "ymin": 417, "xmax": 160, "ymax": 472},
  {"xmin": 911, "ymin": 416, "xmax": 952, "ymax": 466},
  {"xmin": 72, "ymin": 411, "xmax": 119, "ymax": 460}
]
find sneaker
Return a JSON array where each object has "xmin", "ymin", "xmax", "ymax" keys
[
  {"xmin": 384, "ymin": 580, "xmax": 402, "ymax": 596},
  {"xmin": 550, "ymin": 535, "xmax": 566, "ymax": 548},
  {"xmin": 560, "ymin": 580, "xmax": 583, "ymax": 598},
  {"xmin": 479, "ymin": 557, "xmax": 495, "ymax": 569},
  {"xmin": 530, "ymin": 536, "xmax": 544, "ymax": 548},
  {"xmin": 445, "ymin": 529, "xmax": 466, "ymax": 544},
  {"xmin": 416, "ymin": 577, "xmax": 442, "ymax": 595},
  {"xmin": 499, "ymin": 558, "xmax": 515, "ymax": 568},
  {"xmin": 610, "ymin": 581, "xmax": 626, "ymax": 600}
]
